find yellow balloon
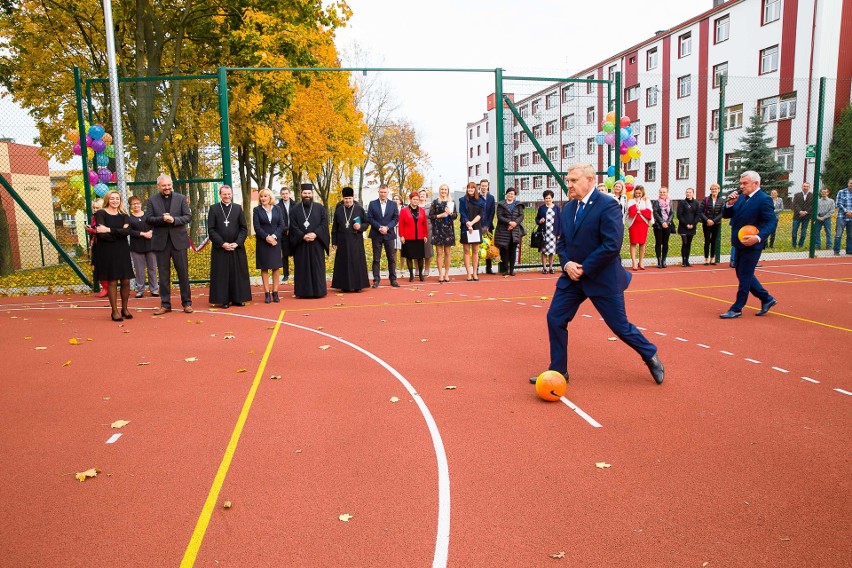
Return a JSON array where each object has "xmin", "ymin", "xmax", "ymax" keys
[{"xmin": 86, "ymin": 147, "xmax": 95, "ymax": 160}]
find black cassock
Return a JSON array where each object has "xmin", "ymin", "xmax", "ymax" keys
[
  {"xmin": 207, "ymin": 203, "xmax": 252, "ymax": 305},
  {"xmin": 331, "ymin": 201, "xmax": 370, "ymax": 292},
  {"xmin": 289, "ymin": 201, "xmax": 329, "ymax": 298}
]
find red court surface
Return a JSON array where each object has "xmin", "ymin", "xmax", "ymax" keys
[{"xmin": 1, "ymin": 258, "xmax": 850, "ymax": 567}]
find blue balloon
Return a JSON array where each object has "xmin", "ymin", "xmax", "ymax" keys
[
  {"xmin": 607, "ymin": 165, "xmax": 616, "ymax": 177},
  {"xmin": 595, "ymin": 133, "xmax": 606, "ymax": 145},
  {"xmin": 95, "ymin": 152, "xmax": 109, "ymax": 168},
  {"xmin": 88, "ymin": 124, "xmax": 105, "ymax": 140},
  {"xmin": 94, "ymin": 182, "xmax": 109, "ymax": 197},
  {"xmin": 620, "ymin": 127, "xmax": 631, "ymax": 140}
]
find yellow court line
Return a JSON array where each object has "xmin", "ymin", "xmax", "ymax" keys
[
  {"xmin": 291, "ymin": 294, "xmax": 548, "ymax": 312},
  {"xmin": 180, "ymin": 309, "xmax": 286, "ymax": 567},
  {"xmin": 675, "ymin": 289, "xmax": 852, "ymax": 333}
]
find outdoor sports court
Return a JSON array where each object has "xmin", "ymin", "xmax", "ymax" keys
[{"xmin": 1, "ymin": 258, "xmax": 849, "ymax": 567}]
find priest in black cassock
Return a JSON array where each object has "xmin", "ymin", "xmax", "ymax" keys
[
  {"xmin": 331, "ymin": 187, "xmax": 370, "ymax": 293},
  {"xmin": 289, "ymin": 183, "xmax": 329, "ymax": 298},
  {"xmin": 207, "ymin": 185, "xmax": 252, "ymax": 308}
]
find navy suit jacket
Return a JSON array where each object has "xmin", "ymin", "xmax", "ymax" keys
[
  {"xmin": 722, "ymin": 188, "xmax": 777, "ymax": 251},
  {"xmin": 482, "ymin": 193, "xmax": 496, "ymax": 231},
  {"xmin": 366, "ymin": 199, "xmax": 399, "ymax": 241},
  {"xmin": 555, "ymin": 188, "xmax": 631, "ymax": 297},
  {"xmin": 252, "ymin": 205, "xmax": 285, "ymax": 242}
]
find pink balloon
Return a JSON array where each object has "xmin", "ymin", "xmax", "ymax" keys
[
  {"xmin": 88, "ymin": 170, "xmax": 99, "ymax": 185},
  {"xmin": 72, "ymin": 144, "xmax": 82, "ymax": 156},
  {"xmin": 604, "ymin": 132, "xmax": 616, "ymax": 146}
]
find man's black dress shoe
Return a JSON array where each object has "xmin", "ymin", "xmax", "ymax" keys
[
  {"xmin": 529, "ymin": 372, "xmax": 569, "ymax": 385},
  {"xmin": 719, "ymin": 310, "xmax": 742, "ymax": 319},
  {"xmin": 371, "ymin": 281, "xmax": 380, "ymax": 288},
  {"xmin": 644, "ymin": 354, "xmax": 665, "ymax": 385},
  {"xmin": 221, "ymin": 303, "xmax": 230, "ymax": 309},
  {"xmin": 755, "ymin": 297, "xmax": 777, "ymax": 316},
  {"xmin": 233, "ymin": 301, "xmax": 245, "ymax": 307},
  {"xmin": 390, "ymin": 281, "xmax": 400, "ymax": 287}
]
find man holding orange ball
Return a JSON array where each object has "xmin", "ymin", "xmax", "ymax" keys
[{"xmin": 719, "ymin": 171, "xmax": 778, "ymax": 319}]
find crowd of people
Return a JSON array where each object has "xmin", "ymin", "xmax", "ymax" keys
[{"xmin": 86, "ymin": 172, "xmax": 852, "ymax": 321}]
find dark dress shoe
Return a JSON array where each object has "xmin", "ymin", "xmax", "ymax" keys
[
  {"xmin": 644, "ymin": 354, "xmax": 665, "ymax": 384},
  {"xmin": 111, "ymin": 313, "xmax": 123, "ymax": 322},
  {"xmin": 264, "ymin": 292, "xmax": 272, "ymax": 304},
  {"xmin": 121, "ymin": 310, "xmax": 133, "ymax": 319},
  {"xmin": 390, "ymin": 281, "xmax": 400, "ymax": 287},
  {"xmin": 755, "ymin": 297, "xmax": 777, "ymax": 316},
  {"xmin": 371, "ymin": 281, "xmax": 380, "ymax": 288},
  {"xmin": 529, "ymin": 372, "xmax": 569, "ymax": 385},
  {"xmin": 232, "ymin": 301, "xmax": 245, "ymax": 307},
  {"xmin": 221, "ymin": 303, "xmax": 230, "ymax": 309},
  {"xmin": 729, "ymin": 261, "xmax": 736, "ymax": 268},
  {"xmin": 272, "ymin": 291, "xmax": 280, "ymax": 303},
  {"xmin": 719, "ymin": 310, "xmax": 742, "ymax": 319}
]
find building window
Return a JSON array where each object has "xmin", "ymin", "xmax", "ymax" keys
[
  {"xmin": 676, "ymin": 158, "xmax": 690, "ymax": 180},
  {"xmin": 533, "ymin": 176, "xmax": 543, "ymax": 189},
  {"xmin": 645, "ymin": 162, "xmax": 657, "ymax": 182},
  {"xmin": 469, "ymin": 147, "xmax": 473, "ymax": 158},
  {"xmin": 775, "ymin": 146, "xmax": 794, "ymax": 171},
  {"xmin": 625, "ymin": 85, "xmax": 640, "ymax": 102},
  {"xmin": 646, "ymin": 124, "xmax": 657, "ymax": 145},
  {"xmin": 647, "ymin": 48, "xmax": 658, "ymax": 70},
  {"xmin": 486, "ymin": 162, "xmax": 489, "ymax": 173},
  {"xmin": 532, "ymin": 152, "xmax": 542, "ymax": 165},
  {"xmin": 726, "ymin": 153, "xmax": 745, "ymax": 173},
  {"xmin": 586, "ymin": 75, "xmax": 594, "ymax": 94},
  {"xmin": 678, "ymin": 75, "xmax": 691, "ymax": 98},
  {"xmin": 520, "ymin": 178, "xmax": 530, "ymax": 190},
  {"xmin": 646, "ymin": 87, "xmax": 658, "ymax": 107},
  {"xmin": 629, "ymin": 55, "xmax": 636, "ymax": 65},
  {"xmin": 519, "ymin": 131, "xmax": 528, "ymax": 144},
  {"xmin": 486, "ymin": 142, "xmax": 489, "ymax": 153},
  {"xmin": 468, "ymin": 166, "xmax": 473, "ymax": 177},
  {"xmin": 760, "ymin": 45, "xmax": 779, "ymax": 74},
  {"xmin": 715, "ymin": 16, "xmax": 730, "ymax": 43},
  {"xmin": 587, "ymin": 106, "xmax": 596, "ymax": 125},
  {"xmin": 586, "ymin": 138, "xmax": 596, "ymax": 155},
  {"xmin": 763, "ymin": 0, "xmax": 781, "ymax": 24},
  {"xmin": 475, "ymin": 164, "xmax": 480, "ymax": 176},
  {"xmin": 547, "ymin": 147, "xmax": 558, "ymax": 161},
  {"xmin": 759, "ymin": 93, "xmax": 797, "ymax": 122},
  {"xmin": 485, "ymin": 122, "xmax": 488, "ymax": 133},
  {"xmin": 563, "ymin": 143, "xmax": 575, "ymax": 159},
  {"xmin": 562, "ymin": 114, "xmax": 575, "ymax": 131},
  {"xmin": 477, "ymin": 145, "xmax": 481, "ymax": 156},
  {"xmin": 546, "ymin": 120, "xmax": 558, "ymax": 136},
  {"xmin": 713, "ymin": 62, "xmax": 728, "ymax": 89},
  {"xmin": 532, "ymin": 124, "xmax": 543, "ymax": 138},
  {"xmin": 679, "ymin": 32, "xmax": 692, "ymax": 58},
  {"xmin": 469, "ymin": 129, "xmax": 473, "ymax": 140},
  {"xmin": 631, "ymin": 120, "xmax": 641, "ymax": 136},
  {"xmin": 476, "ymin": 125, "xmax": 481, "ymax": 137},
  {"xmin": 608, "ymin": 64, "xmax": 618, "ymax": 81},
  {"xmin": 627, "ymin": 158, "xmax": 639, "ymax": 171},
  {"xmin": 712, "ymin": 104, "xmax": 744, "ymax": 131},
  {"xmin": 562, "ymin": 84, "xmax": 575, "ymax": 102},
  {"xmin": 677, "ymin": 116, "xmax": 691, "ymax": 139},
  {"xmin": 546, "ymin": 91, "xmax": 558, "ymax": 109},
  {"xmin": 520, "ymin": 105, "xmax": 529, "ymax": 118},
  {"xmin": 531, "ymin": 99, "xmax": 541, "ymax": 116},
  {"xmin": 547, "ymin": 176, "xmax": 557, "ymax": 188},
  {"xmin": 520, "ymin": 154, "xmax": 529, "ymax": 167}
]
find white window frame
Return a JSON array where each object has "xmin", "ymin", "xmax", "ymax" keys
[
  {"xmin": 520, "ymin": 178, "xmax": 530, "ymax": 190},
  {"xmin": 679, "ymin": 32, "xmax": 692, "ymax": 58},
  {"xmin": 645, "ymin": 161, "xmax": 657, "ymax": 182},
  {"xmin": 546, "ymin": 91, "xmax": 558, "ymax": 109},
  {"xmin": 533, "ymin": 176, "xmax": 543, "ymax": 189},
  {"xmin": 713, "ymin": 62, "xmax": 728, "ymax": 89},
  {"xmin": 775, "ymin": 146, "xmax": 794, "ymax": 171},
  {"xmin": 547, "ymin": 146, "xmax": 558, "ymax": 161},
  {"xmin": 531, "ymin": 99, "xmax": 541, "ymax": 116},
  {"xmin": 646, "ymin": 124, "xmax": 657, "ymax": 145},
  {"xmin": 678, "ymin": 75, "xmax": 691, "ymax": 98},
  {"xmin": 562, "ymin": 84, "xmax": 575, "ymax": 102},
  {"xmin": 677, "ymin": 116, "xmax": 691, "ymax": 139},
  {"xmin": 647, "ymin": 48, "xmax": 658, "ymax": 70},
  {"xmin": 760, "ymin": 45, "xmax": 779, "ymax": 75},
  {"xmin": 520, "ymin": 154, "xmax": 530, "ymax": 167},
  {"xmin": 563, "ymin": 143, "xmax": 575, "ymax": 160},
  {"xmin": 712, "ymin": 104, "xmax": 744, "ymax": 131},
  {"xmin": 625, "ymin": 85, "xmax": 640, "ymax": 102},
  {"xmin": 763, "ymin": 0, "xmax": 781, "ymax": 24},
  {"xmin": 546, "ymin": 120, "xmax": 558, "ymax": 136},
  {"xmin": 586, "ymin": 138, "xmax": 596, "ymax": 155},
  {"xmin": 532, "ymin": 124, "xmax": 543, "ymax": 138},
  {"xmin": 715, "ymin": 16, "xmax": 730, "ymax": 43},
  {"xmin": 587, "ymin": 106, "xmax": 596, "ymax": 125},
  {"xmin": 646, "ymin": 87, "xmax": 658, "ymax": 107},
  {"xmin": 760, "ymin": 93, "xmax": 797, "ymax": 122},
  {"xmin": 676, "ymin": 158, "xmax": 690, "ymax": 180}
]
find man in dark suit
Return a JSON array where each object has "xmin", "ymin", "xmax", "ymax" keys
[
  {"xmin": 531, "ymin": 163, "xmax": 663, "ymax": 385},
  {"xmin": 479, "ymin": 179, "xmax": 496, "ymax": 274},
  {"xmin": 365, "ymin": 183, "xmax": 399, "ymax": 288},
  {"xmin": 719, "ymin": 171, "xmax": 778, "ymax": 319},
  {"xmin": 278, "ymin": 186, "xmax": 295, "ymax": 282},
  {"xmin": 145, "ymin": 174, "xmax": 193, "ymax": 314}
]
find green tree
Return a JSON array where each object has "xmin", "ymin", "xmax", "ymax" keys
[
  {"xmin": 821, "ymin": 103, "xmax": 852, "ymax": 197},
  {"xmin": 724, "ymin": 113, "xmax": 792, "ymax": 195}
]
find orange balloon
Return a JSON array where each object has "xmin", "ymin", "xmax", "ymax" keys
[
  {"xmin": 738, "ymin": 225, "xmax": 758, "ymax": 243},
  {"xmin": 605, "ymin": 111, "xmax": 616, "ymax": 124},
  {"xmin": 535, "ymin": 371, "xmax": 567, "ymax": 401}
]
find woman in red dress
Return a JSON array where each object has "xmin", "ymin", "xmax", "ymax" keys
[{"xmin": 627, "ymin": 185, "xmax": 653, "ymax": 270}]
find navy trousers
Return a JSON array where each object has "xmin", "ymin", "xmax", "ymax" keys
[
  {"xmin": 730, "ymin": 246, "xmax": 771, "ymax": 312},
  {"xmin": 547, "ymin": 284, "xmax": 657, "ymax": 376}
]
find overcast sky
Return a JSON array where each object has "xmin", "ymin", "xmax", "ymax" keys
[{"xmin": 335, "ymin": 0, "xmax": 706, "ymax": 191}]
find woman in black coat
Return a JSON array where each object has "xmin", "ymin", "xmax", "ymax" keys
[
  {"xmin": 698, "ymin": 183, "xmax": 725, "ymax": 265},
  {"xmin": 676, "ymin": 187, "xmax": 700, "ymax": 267},
  {"xmin": 652, "ymin": 187, "xmax": 675, "ymax": 268},
  {"xmin": 253, "ymin": 188, "xmax": 286, "ymax": 303},
  {"xmin": 494, "ymin": 187, "xmax": 525, "ymax": 276}
]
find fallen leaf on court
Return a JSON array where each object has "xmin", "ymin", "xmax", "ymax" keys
[
  {"xmin": 427, "ymin": 293, "xmax": 434, "ymax": 297},
  {"xmin": 339, "ymin": 514, "xmax": 353, "ymax": 522},
  {"xmin": 35, "ymin": 346, "xmax": 47, "ymax": 350},
  {"xmin": 608, "ymin": 337, "xmax": 618, "ymax": 341},
  {"xmin": 186, "ymin": 319, "xmax": 193, "ymax": 323},
  {"xmin": 248, "ymin": 349, "xmax": 255, "ymax": 354},
  {"xmin": 316, "ymin": 326, "xmax": 324, "ymax": 330},
  {"xmin": 86, "ymin": 338, "xmax": 93, "ymax": 342},
  {"xmin": 103, "ymin": 397, "xmax": 110, "ymax": 400},
  {"xmin": 184, "ymin": 357, "xmax": 198, "ymax": 362},
  {"xmin": 334, "ymin": 303, "xmax": 344, "ymax": 307},
  {"xmin": 62, "ymin": 360, "xmax": 71, "ymax": 367},
  {"xmin": 703, "ymin": 563, "xmax": 710, "ymax": 567},
  {"xmin": 318, "ymin": 345, "xmax": 330, "ymax": 350},
  {"xmin": 10, "ymin": 316, "xmax": 17, "ymax": 319},
  {"xmin": 68, "ymin": 337, "xmax": 80, "ymax": 345},
  {"xmin": 70, "ymin": 304, "xmax": 79, "ymax": 309},
  {"xmin": 111, "ymin": 420, "xmax": 130, "ymax": 429},
  {"xmin": 137, "ymin": 362, "xmax": 150, "ymax": 366},
  {"xmin": 549, "ymin": 551, "xmax": 566, "ymax": 559},
  {"xmin": 540, "ymin": 296, "xmax": 548, "ymax": 300},
  {"xmin": 223, "ymin": 501, "xmax": 232, "ymax": 509},
  {"xmin": 444, "ymin": 385, "xmax": 457, "ymax": 390},
  {"xmin": 236, "ymin": 368, "xmax": 247, "ymax": 373},
  {"xmin": 195, "ymin": 320, "xmax": 203, "ymax": 325},
  {"xmin": 269, "ymin": 375, "xmax": 282, "ymax": 380},
  {"xmin": 415, "ymin": 300, "xmax": 423, "ymax": 303},
  {"xmin": 421, "ymin": 338, "xmax": 428, "ymax": 342},
  {"xmin": 302, "ymin": 314, "xmax": 309, "ymax": 317},
  {"xmin": 24, "ymin": 336, "xmax": 32, "ymax": 340},
  {"xmin": 295, "ymin": 449, "xmax": 302, "ymax": 453},
  {"xmin": 380, "ymin": 319, "xmax": 386, "ymax": 323},
  {"xmin": 389, "ymin": 397, "xmax": 400, "ymax": 403},
  {"xmin": 595, "ymin": 462, "xmax": 611, "ymax": 469},
  {"xmin": 266, "ymin": 326, "xmax": 275, "ymax": 329},
  {"xmin": 223, "ymin": 334, "xmax": 236, "ymax": 340},
  {"xmin": 122, "ymin": 329, "xmax": 130, "ymax": 334},
  {"xmin": 75, "ymin": 468, "xmax": 100, "ymax": 482},
  {"xmin": 336, "ymin": 293, "xmax": 344, "ymax": 297}
]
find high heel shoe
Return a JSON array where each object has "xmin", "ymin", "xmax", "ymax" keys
[
  {"xmin": 638, "ymin": 265, "xmax": 645, "ymax": 271},
  {"xmin": 121, "ymin": 310, "xmax": 134, "ymax": 319},
  {"xmin": 272, "ymin": 291, "xmax": 280, "ymax": 303},
  {"xmin": 111, "ymin": 312, "xmax": 123, "ymax": 322},
  {"xmin": 264, "ymin": 292, "xmax": 272, "ymax": 304}
]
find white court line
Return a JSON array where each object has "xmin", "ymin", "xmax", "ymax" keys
[
  {"xmin": 502, "ymin": 300, "xmax": 511, "ymax": 303},
  {"xmin": 560, "ymin": 397, "xmax": 602, "ymax": 428},
  {"xmin": 517, "ymin": 302, "xmax": 526, "ymax": 306},
  {"xmin": 582, "ymin": 314, "xmax": 592, "ymax": 318},
  {"xmin": 772, "ymin": 367, "xmax": 790, "ymax": 373},
  {"xmin": 697, "ymin": 343, "xmax": 710, "ymax": 348},
  {"xmin": 675, "ymin": 337, "xmax": 688, "ymax": 342},
  {"xmin": 654, "ymin": 331, "xmax": 667, "ymax": 336},
  {"xmin": 106, "ymin": 433, "xmax": 122, "ymax": 444},
  {"xmin": 834, "ymin": 388, "xmax": 852, "ymax": 396},
  {"xmin": 531, "ymin": 305, "xmax": 542, "ymax": 308},
  {"xmin": 801, "ymin": 377, "xmax": 820, "ymax": 384},
  {"xmin": 745, "ymin": 358, "xmax": 761, "ymax": 364},
  {"xmin": 637, "ymin": 326, "xmax": 647, "ymax": 330},
  {"xmin": 720, "ymin": 350, "xmax": 734, "ymax": 356},
  {"xmin": 757, "ymin": 267, "xmax": 852, "ymax": 284}
]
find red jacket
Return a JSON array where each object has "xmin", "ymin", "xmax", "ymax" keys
[{"xmin": 398, "ymin": 205, "xmax": 428, "ymax": 240}]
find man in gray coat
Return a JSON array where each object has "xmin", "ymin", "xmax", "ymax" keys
[{"xmin": 145, "ymin": 174, "xmax": 193, "ymax": 314}]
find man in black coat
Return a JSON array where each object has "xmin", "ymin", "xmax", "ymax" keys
[
  {"xmin": 479, "ymin": 179, "xmax": 497, "ymax": 274},
  {"xmin": 278, "ymin": 186, "xmax": 295, "ymax": 282},
  {"xmin": 365, "ymin": 183, "xmax": 399, "ymax": 288},
  {"xmin": 207, "ymin": 185, "xmax": 251, "ymax": 308},
  {"xmin": 144, "ymin": 174, "xmax": 193, "ymax": 314}
]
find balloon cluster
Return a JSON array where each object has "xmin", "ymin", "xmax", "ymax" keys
[
  {"xmin": 594, "ymin": 111, "xmax": 641, "ymax": 191},
  {"xmin": 70, "ymin": 124, "xmax": 117, "ymax": 197}
]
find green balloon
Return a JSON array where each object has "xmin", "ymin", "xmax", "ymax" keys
[
  {"xmin": 69, "ymin": 173, "xmax": 84, "ymax": 191},
  {"xmin": 602, "ymin": 122, "xmax": 616, "ymax": 133},
  {"xmin": 105, "ymin": 145, "xmax": 115, "ymax": 158}
]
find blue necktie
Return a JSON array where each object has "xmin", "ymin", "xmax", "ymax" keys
[{"xmin": 575, "ymin": 201, "xmax": 586, "ymax": 224}]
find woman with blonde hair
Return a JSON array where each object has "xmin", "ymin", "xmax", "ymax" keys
[
  {"xmin": 627, "ymin": 185, "xmax": 653, "ymax": 270},
  {"xmin": 93, "ymin": 190, "xmax": 135, "ymax": 321},
  {"xmin": 611, "ymin": 180, "xmax": 628, "ymax": 222},
  {"xmin": 429, "ymin": 183, "xmax": 457, "ymax": 283},
  {"xmin": 458, "ymin": 181, "xmax": 485, "ymax": 281},
  {"xmin": 252, "ymin": 188, "xmax": 285, "ymax": 302}
]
